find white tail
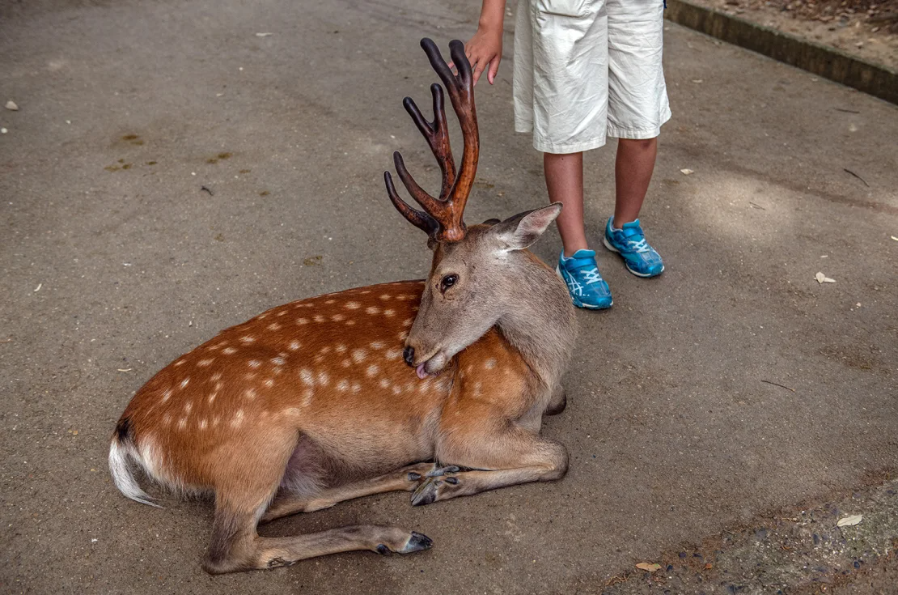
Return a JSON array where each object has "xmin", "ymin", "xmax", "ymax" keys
[{"xmin": 110, "ymin": 39, "xmax": 576, "ymax": 574}]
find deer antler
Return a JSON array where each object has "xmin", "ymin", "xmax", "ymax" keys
[{"xmin": 384, "ymin": 38, "xmax": 480, "ymax": 244}]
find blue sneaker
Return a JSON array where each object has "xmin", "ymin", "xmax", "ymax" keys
[
  {"xmin": 555, "ymin": 249, "xmax": 613, "ymax": 310},
  {"xmin": 603, "ymin": 218, "xmax": 664, "ymax": 278}
]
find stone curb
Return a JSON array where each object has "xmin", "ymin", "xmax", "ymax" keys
[{"xmin": 665, "ymin": 0, "xmax": 898, "ymax": 105}]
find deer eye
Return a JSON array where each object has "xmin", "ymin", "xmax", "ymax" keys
[{"xmin": 439, "ymin": 274, "xmax": 458, "ymax": 293}]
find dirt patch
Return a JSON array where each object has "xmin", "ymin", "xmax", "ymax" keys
[{"xmin": 686, "ymin": 0, "xmax": 898, "ymax": 69}]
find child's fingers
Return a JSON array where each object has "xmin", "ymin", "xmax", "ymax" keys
[{"xmin": 487, "ymin": 58, "xmax": 500, "ymax": 85}]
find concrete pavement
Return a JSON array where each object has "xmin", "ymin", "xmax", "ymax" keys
[{"xmin": 1, "ymin": 0, "xmax": 896, "ymax": 593}]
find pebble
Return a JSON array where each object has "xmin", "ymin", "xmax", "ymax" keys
[{"xmin": 5, "ymin": 100, "xmax": 18, "ymax": 111}]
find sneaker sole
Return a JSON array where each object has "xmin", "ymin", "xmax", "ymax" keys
[
  {"xmin": 602, "ymin": 236, "xmax": 664, "ymax": 278},
  {"xmin": 555, "ymin": 266, "xmax": 613, "ymax": 310}
]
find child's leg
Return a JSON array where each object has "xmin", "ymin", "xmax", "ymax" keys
[
  {"xmin": 614, "ymin": 137, "xmax": 657, "ymax": 226},
  {"xmin": 544, "ymin": 151, "xmax": 587, "ymax": 257}
]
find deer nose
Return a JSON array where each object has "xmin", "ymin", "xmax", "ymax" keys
[{"xmin": 403, "ymin": 346, "xmax": 415, "ymax": 366}]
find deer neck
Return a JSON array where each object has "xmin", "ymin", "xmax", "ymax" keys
[{"xmin": 495, "ymin": 257, "xmax": 576, "ymax": 388}]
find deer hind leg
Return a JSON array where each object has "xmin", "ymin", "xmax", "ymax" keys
[
  {"xmin": 545, "ymin": 384, "xmax": 567, "ymax": 416},
  {"xmin": 204, "ymin": 494, "xmax": 432, "ymax": 574},
  {"xmin": 261, "ymin": 462, "xmax": 439, "ymax": 523},
  {"xmin": 411, "ymin": 408, "xmax": 568, "ymax": 507}
]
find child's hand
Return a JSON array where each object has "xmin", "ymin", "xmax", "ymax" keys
[{"xmin": 459, "ymin": 27, "xmax": 503, "ymax": 86}]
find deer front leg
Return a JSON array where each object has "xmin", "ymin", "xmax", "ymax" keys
[
  {"xmin": 262, "ymin": 462, "xmax": 442, "ymax": 523},
  {"xmin": 411, "ymin": 409, "xmax": 568, "ymax": 506}
]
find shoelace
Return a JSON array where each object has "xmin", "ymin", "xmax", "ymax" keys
[
  {"xmin": 580, "ymin": 269, "xmax": 603, "ymax": 285},
  {"xmin": 628, "ymin": 237, "xmax": 650, "ymax": 253}
]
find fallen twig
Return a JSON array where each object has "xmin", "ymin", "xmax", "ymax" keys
[
  {"xmin": 201, "ymin": 185, "xmax": 214, "ymax": 196},
  {"xmin": 749, "ymin": 202, "xmax": 766, "ymax": 210},
  {"xmin": 843, "ymin": 169, "xmax": 869, "ymax": 187},
  {"xmin": 762, "ymin": 379, "xmax": 795, "ymax": 392},
  {"xmin": 834, "ymin": 108, "xmax": 860, "ymax": 114}
]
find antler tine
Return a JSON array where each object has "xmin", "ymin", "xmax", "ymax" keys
[
  {"xmin": 384, "ymin": 171, "xmax": 440, "ymax": 236},
  {"xmin": 385, "ymin": 38, "xmax": 479, "ymax": 244},
  {"xmin": 402, "ymin": 84, "xmax": 457, "ymax": 199}
]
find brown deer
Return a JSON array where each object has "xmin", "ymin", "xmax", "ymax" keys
[{"xmin": 109, "ymin": 38, "xmax": 576, "ymax": 574}]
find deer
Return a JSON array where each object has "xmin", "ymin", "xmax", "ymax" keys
[{"xmin": 108, "ymin": 38, "xmax": 577, "ymax": 574}]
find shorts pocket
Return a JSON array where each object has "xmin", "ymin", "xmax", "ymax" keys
[{"xmin": 534, "ymin": 0, "xmax": 591, "ymax": 18}]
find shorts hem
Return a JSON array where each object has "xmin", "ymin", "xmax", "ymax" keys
[
  {"xmin": 607, "ymin": 108, "xmax": 672, "ymax": 140},
  {"xmin": 531, "ymin": 135, "xmax": 608, "ymax": 154}
]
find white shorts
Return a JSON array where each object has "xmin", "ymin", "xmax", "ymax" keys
[{"xmin": 513, "ymin": 0, "xmax": 672, "ymax": 153}]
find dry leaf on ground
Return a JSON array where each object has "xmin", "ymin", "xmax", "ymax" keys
[
  {"xmin": 635, "ymin": 562, "xmax": 662, "ymax": 572},
  {"xmin": 815, "ymin": 272, "xmax": 836, "ymax": 284},
  {"xmin": 5, "ymin": 100, "xmax": 18, "ymax": 111},
  {"xmin": 680, "ymin": 168, "xmax": 694, "ymax": 175},
  {"xmin": 837, "ymin": 514, "xmax": 863, "ymax": 527}
]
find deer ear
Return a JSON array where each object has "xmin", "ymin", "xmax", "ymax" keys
[{"xmin": 492, "ymin": 203, "xmax": 562, "ymax": 251}]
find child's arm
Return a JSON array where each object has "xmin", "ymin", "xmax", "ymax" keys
[{"xmin": 465, "ymin": 0, "xmax": 507, "ymax": 85}]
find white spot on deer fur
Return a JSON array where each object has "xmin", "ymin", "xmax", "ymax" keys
[
  {"xmin": 297, "ymin": 318, "xmax": 309, "ymax": 325},
  {"xmin": 283, "ymin": 407, "xmax": 301, "ymax": 417},
  {"xmin": 335, "ymin": 344, "xmax": 347, "ymax": 354},
  {"xmin": 267, "ymin": 323, "xmax": 282, "ymax": 331},
  {"xmin": 212, "ymin": 416, "xmax": 220, "ymax": 427},
  {"xmin": 341, "ymin": 359, "xmax": 351, "ymax": 368},
  {"xmin": 231, "ymin": 410, "xmax": 245, "ymax": 428},
  {"xmin": 402, "ymin": 318, "xmax": 413, "ymax": 327},
  {"xmin": 300, "ymin": 369, "xmax": 314, "ymax": 386},
  {"xmin": 380, "ymin": 294, "xmax": 392, "ymax": 300},
  {"xmin": 345, "ymin": 301, "xmax": 361, "ymax": 310},
  {"xmin": 384, "ymin": 309, "xmax": 395, "ymax": 317},
  {"xmin": 385, "ymin": 349, "xmax": 401, "ymax": 361},
  {"xmin": 345, "ymin": 320, "xmax": 356, "ymax": 326},
  {"xmin": 244, "ymin": 373, "xmax": 257, "ymax": 381},
  {"xmin": 264, "ymin": 378, "xmax": 274, "ymax": 388},
  {"xmin": 258, "ymin": 313, "xmax": 269, "ymax": 320},
  {"xmin": 208, "ymin": 392, "xmax": 218, "ymax": 404},
  {"xmin": 314, "ymin": 355, "xmax": 325, "ymax": 365},
  {"xmin": 223, "ymin": 347, "xmax": 238, "ymax": 355},
  {"xmin": 271, "ymin": 357, "xmax": 286, "ymax": 366},
  {"xmin": 288, "ymin": 340, "xmax": 301, "ymax": 351},
  {"xmin": 351, "ymin": 349, "xmax": 368, "ymax": 363},
  {"xmin": 197, "ymin": 358, "xmax": 214, "ymax": 367},
  {"xmin": 245, "ymin": 388, "xmax": 257, "ymax": 400},
  {"xmin": 302, "ymin": 390, "xmax": 313, "ymax": 407},
  {"xmin": 352, "ymin": 382, "xmax": 361, "ymax": 393},
  {"xmin": 215, "ymin": 381, "xmax": 223, "ymax": 391},
  {"xmin": 248, "ymin": 360, "xmax": 261, "ymax": 369},
  {"xmin": 180, "ymin": 378, "xmax": 190, "ymax": 389},
  {"xmin": 277, "ymin": 310, "xmax": 287, "ymax": 317},
  {"xmin": 162, "ymin": 389, "xmax": 173, "ymax": 402},
  {"xmin": 331, "ymin": 313, "xmax": 346, "ymax": 322},
  {"xmin": 370, "ymin": 341, "xmax": 385, "ymax": 350},
  {"xmin": 325, "ymin": 299, "xmax": 336, "ymax": 304},
  {"xmin": 484, "ymin": 358, "xmax": 496, "ymax": 370},
  {"xmin": 379, "ymin": 378, "xmax": 390, "ymax": 389},
  {"xmin": 211, "ymin": 371, "xmax": 223, "ymax": 381},
  {"xmin": 313, "ymin": 315, "xmax": 326, "ymax": 323},
  {"xmin": 392, "ymin": 385, "xmax": 401, "ymax": 395},
  {"xmin": 365, "ymin": 306, "xmax": 381, "ymax": 315},
  {"xmin": 319, "ymin": 346, "xmax": 332, "ymax": 355},
  {"xmin": 174, "ymin": 359, "xmax": 186, "ymax": 367},
  {"xmin": 162, "ymin": 414, "xmax": 172, "ymax": 426},
  {"xmin": 337, "ymin": 379, "xmax": 349, "ymax": 391},
  {"xmin": 474, "ymin": 382, "xmax": 482, "ymax": 397},
  {"xmin": 199, "ymin": 419, "xmax": 208, "ymax": 430},
  {"xmin": 366, "ymin": 364, "xmax": 380, "ymax": 377},
  {"xmin": 240, "ymin": 336, "xmax": 255, "ymax": 344},
  {"xmin": 360, "ymin": 290, "xmax": 371, "ymax": 294},
  {"xmin": 178, "ymin": 418, "xmax": 187, "ymax": 430},
  {"xmin": 184, "ymin": 402, "xmax": 193, "ymax": 414},
  {"xmin": 317, "ymin": 371, "xmax": 329, "ymax": 386}
]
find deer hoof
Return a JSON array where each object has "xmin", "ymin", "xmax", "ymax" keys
[
  {"xmin": 425, "ymin": 465, "xmax": 459, "ymax": 477},
  {"xmin": 411, "ymin": 477, "xmax": 440, "ymax": 506},
  {"xmin": 400, "ymin": 531, "xmax": 433, "ymax": 554}
]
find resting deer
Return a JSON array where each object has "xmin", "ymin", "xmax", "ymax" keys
[{"xmin": 109, "ymin": 39, "xmax": 576, "ymax": 574}]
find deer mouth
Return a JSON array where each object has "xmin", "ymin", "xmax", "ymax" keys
[{"xmin": 414, "ymin": 351, "xmax": 449, "ymax": 378}]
